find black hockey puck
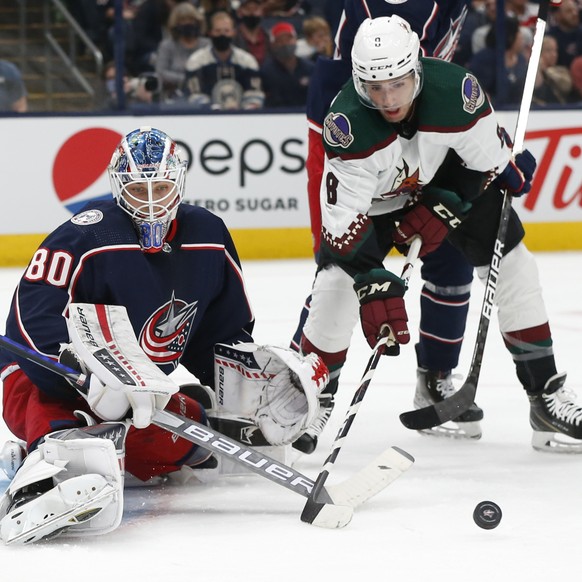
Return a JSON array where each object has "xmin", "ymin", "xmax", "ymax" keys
[{"xmin": 473, "ymin": 501, "xmax": 502, "ymax": 529}]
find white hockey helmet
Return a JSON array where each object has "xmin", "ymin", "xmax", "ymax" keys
[
  {"xmin": 109, "ymin": 127, "xmax": 187, "ymax": 252},
  {"xmin": 351, "ymin": 16, "xmax": 423, "ymax": 110}
]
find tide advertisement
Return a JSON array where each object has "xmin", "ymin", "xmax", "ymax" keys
[{"xmin": 0, "ymin": 109, "xmax": 581, "ymax": 266}]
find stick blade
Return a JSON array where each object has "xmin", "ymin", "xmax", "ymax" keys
[
  {"xmin": 300, "ymin": 446, "xmax": 414, "ymax": 528},
  {"xmin": 326, "ymin": 446, "xmax": 414, "ymax": 507},
  {"xmin": 399, "ymin": 381, "xmax": 477, "ymax": 430},
  {"xmin": 300, "ymin": 500, "xmax": 354, "ymax": 529}
]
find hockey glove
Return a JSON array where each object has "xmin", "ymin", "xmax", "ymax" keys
[
  {"xmin": 65, "ymin": 303, "xmax": 180, "ymax": 429},
  {"xmin": 59, "ymin": 346, "xmax": 132, "ymax": 423},
  {"xmin": 214, "ymin": 343, "xmax": 329, "ymax": 446},
  {"xmin": 353, "ymin": 269, "xmax": 409, "ymax": 354},
  {"xmin": 494, "ymin": 149, "xmax": 537, "ymax": 197},
  {"xmin": 393, "ymin": 187, "xmax": 471, "ymax": 257}
]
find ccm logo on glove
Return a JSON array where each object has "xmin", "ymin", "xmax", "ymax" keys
[
  {"xmin": 354, "ymin": 269, "xmax": 409, "ymax": 353},
  {"xmin": 393, "ymin": 187, "xmax": 471, "ymax": 257}
]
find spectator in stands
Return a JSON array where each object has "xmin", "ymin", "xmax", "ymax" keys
[
  {"xmin": 506, "ymin": 0, "xmax": 538, "ymax": 30},
  {"xmin": 569, "ymin": 54, "xmax": 582, "ymax": 101},
  {"xmin": 300, "ymin": 15, "xmax": 333, "ymax": 61},
  {"xmin": 473, "ymin": 9, "xmax": 494, "ymax": 50},
  {"xmin": 199, "ymin": 0, "xmax": 234, "ymax": 21},
  {"xmin": 63, "ymin": 0, "xmax": 116, "ymax": 63},
  {"xmin": 156, "ymin": 2, "xmax": 209, "ymax": 103},
  {"xmin": 0, "ymin": 60, "xmax": 28, "ymax": 113},
  {"xmin": 507, "ymin": 0, "xmax": 536, "ymax": 49},
  {"xmin": 548, "ymin": 0, "xmax": 582, "ymax": 68},
  {"xmin": 183, "ymin": 10, "xmax": 264, "ymax": 109},
  {"xmin": 129, "ymin": 0, "xmax": 187, "ymax": 74},
  {"xmin": 262, "ymin": 0, "xmax": 307, "ymax": 33},
  {"xmin": 533, "ymin": 34, "xmax": 575, "ymax": 105},
  {"xmin": 469, "ymin": 15, "xmax": 528, "ymax": 106},
  {"xmin": 456, "ymin": 0, "xmax": 497, "ymax": 66},
  {"xmin": 101, "ymin": 60, "xmax": 160, "ymax": 110},
  {"xmin": 235, "ymin": 0, "xmax": 271, "ymax": 65},
  {"xmin": 260, "ymin": 21, "xmax": 314, "ymax": 107}
]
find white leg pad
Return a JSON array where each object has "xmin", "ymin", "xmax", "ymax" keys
[
  {"xmin": 0, "ymin": 431, "xmax": 124, "ymax": 544},
  {"xmin": 476, "ymin": 242, "xmax": 548, "ymax": 333},
  {"xmin": 1, "ymin": 474, "xmax": 117, "ymax": 545}
]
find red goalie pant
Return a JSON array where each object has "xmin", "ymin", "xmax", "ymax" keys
[{"xmin": 2, "ymin": 368, "xmax": 206, "ymax": 481}]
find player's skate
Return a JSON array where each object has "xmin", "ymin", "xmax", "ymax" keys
[
  {"xmin": 414, "ymin": 368, "xmax": 483, "ymax": 439},
  {"xmin": 292, "ymin": 393, "xmax": 335, "ymax": 454},
  {"xmin": 529, "ymin": 372, "xmax": 582, "ymax": 453}
]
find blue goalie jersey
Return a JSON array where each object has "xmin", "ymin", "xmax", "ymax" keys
[{"xmin": 0, "ymin": 201, "xmax": 255, "ymax": 400}]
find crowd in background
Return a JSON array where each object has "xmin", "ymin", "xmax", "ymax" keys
[
  {"xmin": 2, "ymin": 0, "xmax": 582, "ymax": 113},
  {"xmin": 70, "ymin": 0, "xmax": 340, "ymax": 111},
  {"xmin": 455, "ymin": 0, "xmax": 582, "ymax": 106}
]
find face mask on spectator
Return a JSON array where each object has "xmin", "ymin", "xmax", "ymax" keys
[
  {"xmin": 272, "ymin": 44, "xmax": 295, "ymax": 59},
  {"xmin": 241, "ymin": 15, "xmax": 261, "ymax": 29},
  {"xmin": 212, "ymin": 35, "xmax": 232, "ymax": 51},
  {"xmin": 174, "ymin": 24, "xmax": 200, "ymax": 38}
]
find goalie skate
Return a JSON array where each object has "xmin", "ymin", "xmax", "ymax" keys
[
  {"xmin": 414, "ymin": 368, "xmax": 483, "ymax": 439},
  {"xmin": 292, "ymin": 394, "xmax": 335, "ymax": 454},
  {"xmin": 0, "ymin": 474, "xmax": 117, "ymax": 545},
  {"xmin": 530, "ymin": 372, "xmax": 582, "ymax": 453}
]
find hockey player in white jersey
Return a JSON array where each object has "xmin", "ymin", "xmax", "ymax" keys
[
  {"xmin": 292, "ymin": 0, "xmax": 483, "ymax": 454},
  {"xmin": 298, "ymin": 15, "xmax": 582, "ymax": 453}
]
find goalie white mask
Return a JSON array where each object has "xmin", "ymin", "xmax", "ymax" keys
[
  {"xmin": 108, "ymin": 127, "xmax": 187, "ymax": 252},
  {"xmin": 351, "ymin": 16, "xmax": 423, "ymax": 115}
]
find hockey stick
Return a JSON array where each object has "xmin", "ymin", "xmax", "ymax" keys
[
  {"xmin": 399, "ymin": 0, "xmax": 550, "ymax": 431},
  {"xmin": 301, "ymin": 237, "xmax": 421, "ymax": 527},
  {"xmin": 0, "ymin": 333, "xmax": 412, "ymax": 528}
]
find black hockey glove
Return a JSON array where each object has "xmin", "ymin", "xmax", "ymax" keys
[
  {"xmin": 353, "ymin": 269, "xmax": 409, "ymax": 356},
  {"xmin": 393, "ymin": 187, "xmax": 471, "ymax": 257}
]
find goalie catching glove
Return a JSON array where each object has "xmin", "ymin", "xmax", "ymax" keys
[
  {"xmin": 214, "ymin": 343, "xmax": 329, "ymax": 446},
  {"xmin": 63, "ymin": 303, "xmax": 179, "ymax": 429}
]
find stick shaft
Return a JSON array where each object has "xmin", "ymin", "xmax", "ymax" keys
[{"xmin": 311, "ymin": 239, "xmax": 421, "ymax": 498}]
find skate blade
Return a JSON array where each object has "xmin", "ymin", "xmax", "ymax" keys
[
  {"xmin": 1, "ymin": 476, "xmax": 116, "ymax": 545},
  {"xmin": 417, "ymin": 420, "xmax": 482, "ymax": 440},
  {"xmin": 532, "ymin": 430, "xmax": 582, "ymax": 453}
]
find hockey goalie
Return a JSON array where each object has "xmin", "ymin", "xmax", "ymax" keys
[{"xmin": 0, "ymin": 127, "xmax": 328, "ymax": 545}]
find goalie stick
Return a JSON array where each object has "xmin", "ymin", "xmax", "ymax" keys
[
  {"xmin": 398, "ymin": 0, "xmax": 551, "ymax": 431},
  {"xmin": 0, "ymin": 333, "xmax": 413, "ymax": 528},
  {"xmin": 301, "ymin": 238, "xmax": 421, "ymax": 527}
]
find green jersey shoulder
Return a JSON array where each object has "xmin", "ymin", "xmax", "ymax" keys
[
  {"xmin": 322, "ymin": 81, "xmax": 397, "ymax": 158},
  {"xmin": 418, "ymin": 57, "xmax": 492, "ymax": 129}
]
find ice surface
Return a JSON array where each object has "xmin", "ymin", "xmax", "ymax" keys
[{"xmin": 0, "ymin": 252, "xmax": 581, "ymax": 581}]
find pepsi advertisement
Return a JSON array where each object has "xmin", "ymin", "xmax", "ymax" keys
[{"xmin": 1, "ymin": 114, "xmax": 309, "ymax": 237}]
